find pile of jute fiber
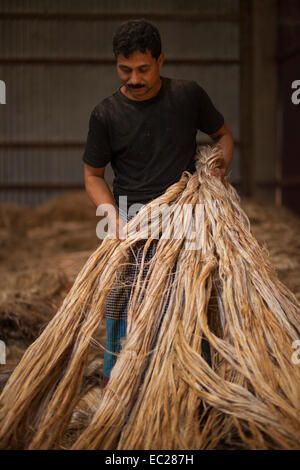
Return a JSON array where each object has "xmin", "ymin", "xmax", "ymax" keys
[{"xmin": 0, "ymin": 145, "xmax": 299, "ymax": 450}]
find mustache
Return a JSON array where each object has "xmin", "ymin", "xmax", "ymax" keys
[{"xmin": 126, "ymin": 83, "xmax": 145, "ymax": 89}]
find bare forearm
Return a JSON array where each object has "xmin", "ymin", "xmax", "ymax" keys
[
  {"xmin": 216, "ymin": 131, "xmax": 234, "ymax": 170},
  {"xmin": 209, "ymin": 122, "xmax": 234, "ymax": 176},
  {"xmin": 85, "ymin": 175, "xmax": 127, "ymax": 240},
  {"xmin": 85, "ymin": 175, "xmax": 118, "ymax": 215}
]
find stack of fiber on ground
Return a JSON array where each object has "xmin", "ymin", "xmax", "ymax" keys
[{"xmin": 0, "ymin": 145, "xmax": 299, "ymax": 450}]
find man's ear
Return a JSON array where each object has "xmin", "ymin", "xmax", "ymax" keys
[{"xmin": 157, "ymin": 53, "xmax": 165, "ymax": 69}]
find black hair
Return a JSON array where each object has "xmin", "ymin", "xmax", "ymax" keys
[{"xmin": 113, "ymin": 19, "xmax": 162, "ymax": 59}]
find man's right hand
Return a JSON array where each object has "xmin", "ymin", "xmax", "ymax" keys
[
  {"xmin": 116, "ymin": 217, "xmax": 138, "ymax": 248},
  {"xmin": 115, "ymin": 217, "xmax": 126, "ymax": 241},
  {"xmin": 108, "ymin": 215, "xmax": 137, "ymax": 248},
  {"xmin": 107, "ymin": 214, "xmax": 126, "ymax": 241}
]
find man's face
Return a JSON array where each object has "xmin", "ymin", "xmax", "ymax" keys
[{"xmin": 116, "ymin": 50, "xmax": 164, "ymax": 100}]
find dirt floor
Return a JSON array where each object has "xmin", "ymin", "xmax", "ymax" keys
[{"xmin": 0, "ymin": 190, "xmax": 299, "ymax": 447}]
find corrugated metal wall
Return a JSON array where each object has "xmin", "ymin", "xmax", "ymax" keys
[{"xmin": 0, "ymin": 0, "xmax": 240, "ymax": 206}]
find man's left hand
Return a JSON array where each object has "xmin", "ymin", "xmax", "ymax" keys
[{"xmin": 210, "ymin": 167, "xmax": 226, "ymax": 180}]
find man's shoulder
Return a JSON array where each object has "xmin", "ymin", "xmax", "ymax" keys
[
  {"xmin": 166, "ymin": 77, "xmax": 201, "ymax": 95},
  {"xmin": 164, "ymin": 77, "xmax": 204, "ymax": 107},
  {"xmin": 90, "ymin": 91, "xmax": 120, "ymax": 121}
]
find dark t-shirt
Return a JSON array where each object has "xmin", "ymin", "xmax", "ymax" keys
[{"xmin": 82, "ymin": 76, "xmax": 224, "ymax": 209}]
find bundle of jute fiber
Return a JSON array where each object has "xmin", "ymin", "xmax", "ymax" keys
[{"xmin": 0, "ymin": 144, "xmax": 299, "ymax": 450}]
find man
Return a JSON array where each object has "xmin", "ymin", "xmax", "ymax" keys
[{"xmin": 82, "ymin": 19, "xmax": 234, "ymax": 387}]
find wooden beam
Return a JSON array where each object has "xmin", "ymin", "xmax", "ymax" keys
[
  {"xmin": 0, "ymin": 183, "xmax": 84, "ymax": 190},
  {"xmin": 0, "ymin": 141, "xmax": 85, "ymax": 149},
  {"xmin": 0, "ymin": 12, "xmax": 240, "ymax": 22},
  {"xmin": 0, "ymin": 57, "xmax": 240, "ymax": 66},
  {"xmin": 0, "ymin": 140, "xmax": 240, "ymax": 149}
]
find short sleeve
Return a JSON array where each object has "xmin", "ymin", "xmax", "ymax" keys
[
  {"xmin": 193, "ymin": 83, "xmax": 224, "ymax": 135},
  {"xmin": 82, "ymin": 107, "xmax": 112, "ymax": 168}
]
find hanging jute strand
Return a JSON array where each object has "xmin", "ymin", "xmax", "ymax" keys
[{"xmin": 0, "ymin": 145, "xmax": 299, "ymax": 450}]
